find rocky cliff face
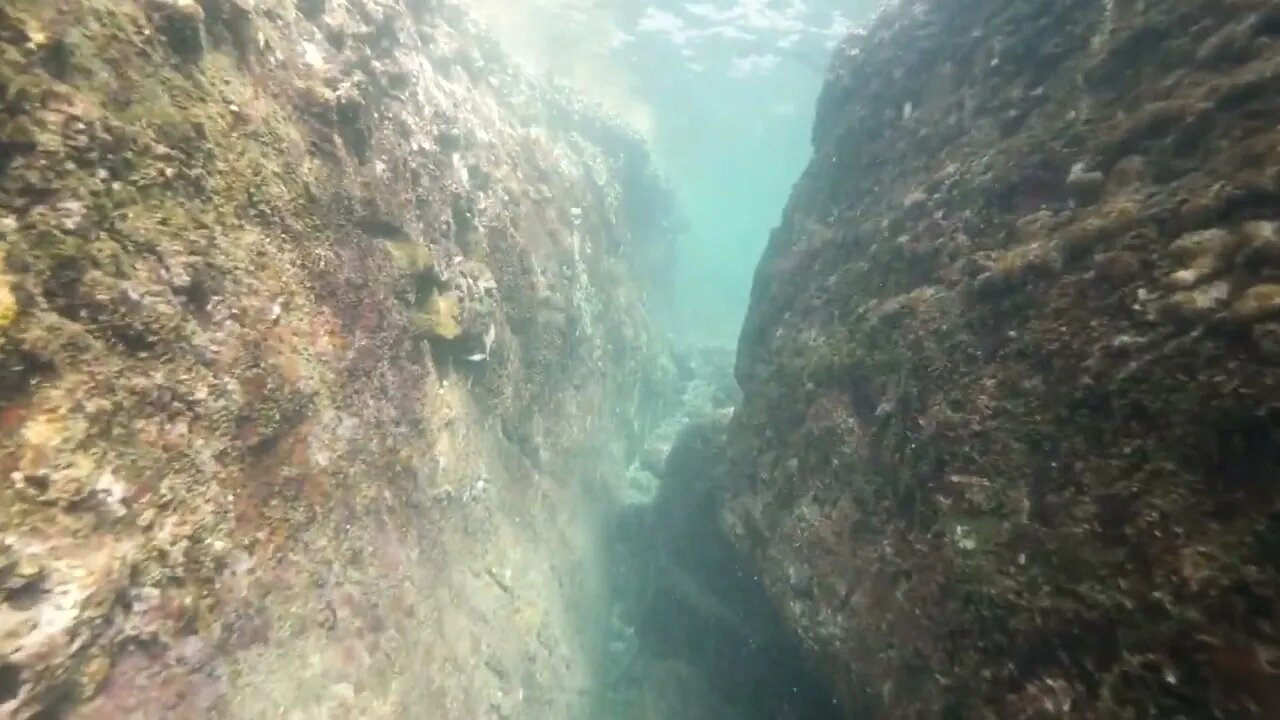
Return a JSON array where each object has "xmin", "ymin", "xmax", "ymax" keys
[
  {"xmin": 0, "ymin": 1, "xmax": 677, "ymax": 717},
  {"xmin": 729, "ymin": 0, "xmax": 1280, "ymax": 717}
]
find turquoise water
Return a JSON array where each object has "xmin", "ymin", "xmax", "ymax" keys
[
  {"xmin": 651, "ymin": 69, "xmax": 819, "ymax": 344},
  {"xmin": 468, "ymin": 0, "xmax": 872, "ymax": 342},
  {"xmin": 622, "ymin": 1, "xmax": 864, "ymax": 342},
  {"xmin": 460, "ymin": 2, "xmax": 878, "ymax": 716}
]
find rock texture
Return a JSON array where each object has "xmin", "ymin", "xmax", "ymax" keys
[
  {"xmin": 600, "ymin": 347, "xmax": 837, "ymax": 720},
  {"xmin": 0, "ymin": 1, "xmax": 677, "ymax": 718},
  {"xmin": 729, "ymin": 1, "xmax": 1280, "ymax": 717}
]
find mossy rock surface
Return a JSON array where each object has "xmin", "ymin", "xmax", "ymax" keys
[
  {"xmin": 0, "ymin": 0, "xmax": 680, "ymax": 717},
  {"xmin": 416, "ymin": 290, "xmax": 462, "ymax": 339},
  {"xmin": 728, "ymin": 1, "xmax": 1280, "ymax": 717}
]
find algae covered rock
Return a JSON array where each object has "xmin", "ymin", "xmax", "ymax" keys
[
  {"xmin": 728, "ymin": 0, "xmax": 1280, "ymax": 717},
  {"xmin": 144, "ymin": 0, "xmax": 206, "ymax": 63},
  {"xmin": 0, "ymin": 0, "xmax": 679, "ymax": 717},
  {"xmin": 414, "ymin": 289, "xmax": 463, "ymax": 339}
]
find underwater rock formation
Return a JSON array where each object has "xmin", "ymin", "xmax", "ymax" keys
[
  {"xmin": 601, "ymin": 346, "xmax": 837, "ymax": 719},
  {"xmin": 0, "ymin": 0, "xmax": 677, "ymax": 717},
  {"xmin": 729, "ymin": 0, "xmax": 1280, "ymax": 717}
]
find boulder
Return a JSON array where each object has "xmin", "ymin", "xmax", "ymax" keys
[{"xmin": 728, "ymin": 1, "xmax": 1280, "ymax": 717}]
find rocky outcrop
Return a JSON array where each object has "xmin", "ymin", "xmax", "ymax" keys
[
  {"xmin": 600, "ymin": 347, "xmax": 837, "ymax": 719},
  {"xmin": 0, "ymin": 1, "xmax": 677, "ymax": 717},
  {"xmin": 729, "ymin": 1, "xmax": 1280, "ymax": 717}
]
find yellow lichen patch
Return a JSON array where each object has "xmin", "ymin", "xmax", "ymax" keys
[
  {"xmin": 1165, "ymin": 265, "xmax": 1213, "ymax": 289},
  {"xmin": 0, "ymin": 273, "xmax": 17, "ymax": 331},
  {"xmin": 1164, "ymin": 281, "xmax": 1230, "ymax": 322},
  {"xmin": 1230, "ymin": 283, "xmax": 1280, "ymax": 323},
  {"xmin": 19, "ymin": 412, "xmax": 66, "ymax": 472},
  {"xmin": 1163, "ymin": 228, "xmax": 1242, "ymax": 289},
  {"xmin": 1240, "ymin": 220, "xmax": 1280, "ymax": 264},
  {"xmin": 992, "ymin": 240, "xmax": 1058, "ymax": 280},
  {"xmin": 4, "ymin": 5, "xmax": 54, "ymax": 50},
  {"xmin": 81, "ymin": 652, "xmax": 112, "ymax": 693},
  {"xmin": 413, "ymin": 290, "xmax": 462, "ymax": 339},
  {"xmin": 11, "ymin": 553, "xmax": 43, "ymax": 582},
  {"xmin": 1167, "ymin": 228, "xmax": 1239, "ymax": 263},
  {"xmin": 388, "ymin": 239, "xmax": 435, "ymax": 276},
  {"xmin": 1058, "ymin": 195, "xmax": 1144, "ymax": 259}
]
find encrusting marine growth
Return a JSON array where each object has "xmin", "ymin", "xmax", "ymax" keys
[
  {"xmin": 6, "ymin": 0, "xmax": 1279, "ymax": 718},
  {"xmin": 0, "ymin": 0, "xmax": 680, "ymax": 717},
  {"xmin": 729, "ymin": 0, "xmax": 1280, "ymax": 717}
]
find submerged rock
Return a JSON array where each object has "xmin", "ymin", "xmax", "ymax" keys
[
  {"xmin": 729, "ymin": 0, "xmax": 1280, "ymax": 718},
  {"xmin": 145, "ymin": 0, "xmax": 206, "ymax": 63},
  {"xmin": 604, "ymin": 401, "xmax": 838, "ymax": 720},
  {"xmin": 0, "ymin": 0, "xmax": 679, "ymax": 717}
]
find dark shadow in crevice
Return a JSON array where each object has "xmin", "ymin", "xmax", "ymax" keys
[{"xmin": 602, "ymin": 413, "xmax": 843, "ymax": 720}]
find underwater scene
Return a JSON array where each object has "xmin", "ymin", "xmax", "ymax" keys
[{"xmin": 2, "ymin": 0, "xmax": 1279, "ymax": 718}]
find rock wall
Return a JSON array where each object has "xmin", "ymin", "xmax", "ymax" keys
[
  {"xmin": 0, "ymin": 1, "xmax": 677, "ymax": 717},
  {"xmin": 729, "ymin": 1, "xmax": 1280, "ymax": 717},
  {"xmin": 597, "ymin": 346, "xmax": 839, "ymax": 720}
]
